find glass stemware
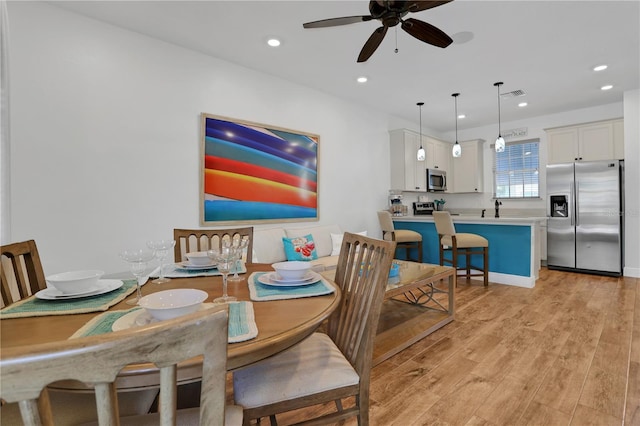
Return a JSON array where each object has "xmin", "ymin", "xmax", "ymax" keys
[
  {"xmin": 119, "ymin": 249, "xmax": 155, "ymax": 306},
  {"xmin": 228, "ymin": 239, "xmax": 248, "ymax": 283},
  {"xmin": 208, "ymin": 247, "xmax": 237, "ymax": 304},
  {"xmin": 147, "ymin": 239, "xmax": 176, "ymax": 284}
]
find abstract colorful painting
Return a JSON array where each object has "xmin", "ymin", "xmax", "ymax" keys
[{"xmin": 201, "ymin": 114, "xmax": 319, "ymax": 224}]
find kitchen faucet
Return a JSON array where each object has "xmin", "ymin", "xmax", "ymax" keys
[{"xmin": 495, "ymin": 200, "xmax": 502, "ymax": 218}]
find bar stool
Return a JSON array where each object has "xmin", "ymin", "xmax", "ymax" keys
[
  {"xmin": 433, "ymin": 211, "xmax": 489, "ymax": 286},
  {"xmin": 377, "ymin": 210, "xmax": 423, "ymax": 263}
]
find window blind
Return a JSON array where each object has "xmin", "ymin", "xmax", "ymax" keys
[{"xmin": 494, "ymin": 139, "xmax": 539, "ymax": 198}]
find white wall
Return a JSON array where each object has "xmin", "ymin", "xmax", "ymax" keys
[
  {"xmin": 6, "ymin": 2, "xmax": 639, "ymax": 278},
  {"xmin": 6, "ymin": 2, "xmax": 393, "ymax": 274},
  {"xmin": 623, "ymin": 89, "xmax": 640, "ymax": 277}
]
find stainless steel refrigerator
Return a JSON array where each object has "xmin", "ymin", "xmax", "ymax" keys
[{"xmin": 547, "ymin": 160, "xmax": 624, "ymax": 276}]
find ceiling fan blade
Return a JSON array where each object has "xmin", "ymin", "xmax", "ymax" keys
[
  {"xmin": 407, "ymin": 1, "xmax": 453, "ymax": 13},
  {"xmin": 401, "ymin": 18, "xmax": 453, "ymax": 48},
  {"xmin": 357, "ymin": 26, "xmax": 388, "ymax": 62},
  {"xmin": 303, "ymin": 15, "xmax": 373, "ymax": 29}
]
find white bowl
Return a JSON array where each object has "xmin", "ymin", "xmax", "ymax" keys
[
  {"xmin": 139, "ymin": 289, "xmax": 208, "ymax": 321},
  {"xmin": 186, "ymin": 251, "xmax": 213, "ymax": 266},
  {"xmin": 272, "ymin": 261, "xmax": 311, "ymax": 281},
  {"xmin": 46, "ymin": 270, "xmax": 104, "ymax": 294}
]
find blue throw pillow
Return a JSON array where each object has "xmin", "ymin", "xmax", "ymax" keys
[{"xmin": 282, "ymin": 234, "xmax": 318, "ymax": 261}]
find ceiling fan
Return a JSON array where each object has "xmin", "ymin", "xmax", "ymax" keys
[{"xmin": 303, "ymin": 1, "xmax": 454, "ymax": 63}]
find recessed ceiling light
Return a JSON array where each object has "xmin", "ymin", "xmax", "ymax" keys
[
  {"xmin": 601, "ymin": 84, "xmax": 613, "ymax": 91},
  {"xmin": 457, "ymin": 114, "xmax": 465, "ymax": 119},
  {"xmin": 356, "ymin": 76, "xmax": 368, "ymax": 83},
  {"xmin": 267, "ymin": 38, "xmax": 281, "ymax": 47},
  {"xmin": 593, "ymin": 64, "xmax": 608, "ymax": 71},
  {"xmin": 518, "ymin": 102, "xmax": 528, "ymax": 107}
]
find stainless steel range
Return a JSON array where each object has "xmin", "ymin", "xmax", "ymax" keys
[{"xmin": 413, "ymin": 202, "xmax": 435, "ymax": 216}]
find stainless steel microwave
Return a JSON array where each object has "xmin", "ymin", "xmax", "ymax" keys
[{"xmin": 426, "ymin": 168, "xmax": 447, "ymax": 192}]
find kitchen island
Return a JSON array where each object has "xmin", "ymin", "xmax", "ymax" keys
[{"xmin": 393, "ymin": 215, "xmax": 547, "ymax": 288}]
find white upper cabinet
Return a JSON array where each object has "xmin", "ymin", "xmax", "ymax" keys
[
  {"xmin": 425, "ymin": 137, "xmax": 451, "ymax": 173},
  {"xmin": 546, "ymin": 119, "xmax": 624, "ymax": 164},
  {"xmin": 547, "ymin": 127, "xmax": 579, "ymax": 164},
  {"xmin": 452, "ymin": 139, "xmax": 484, "ymax": 193},
  {"xmin": 578, "ymin": 122, "xmax": 614, "ymax": 161},
  {"xmin": 389, "ymin": 129, "xmax": 427, "ymax": 191},
  {"xmin": 613, "ymin": 118, "xmax": 625, "ymax": 160}
]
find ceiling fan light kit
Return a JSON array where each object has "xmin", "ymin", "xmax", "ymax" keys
[
  {"xmin": 302, "ymin": 0, "xmax": 454, "ymax": 63},
  {"xmin": 494, "ymin": 81, "xmax": 506, "ymax": 153},
  {"xmin": 451, "ymin": 92, "xmax": 461, "ymax": 158},
  {"xmin": 417, "ymin": 101, "xmax": 425, "ymax": 161}
]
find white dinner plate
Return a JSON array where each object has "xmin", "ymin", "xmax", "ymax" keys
[
  {"xmin": 257, "ymin": 271, "xmax": 322, "ymax": 287},
  {"xmin": 39, "ymin": 284, "xmax": 101, "ymax": 298},
  {"xmin": 35, "ymin": 279, "xmax": 124, "ymax": 300},
  {"xmin": 269, "ymin": 271, "xmax": 318, "ymax": 284},
  {"xmin": 175, "ymin": 261, "xmax": 217, "ymax": 270},
  {"xmin": 270, "ymin": 272, "xmax": 316, "ymax": 284},
  {"xmin": 112, "ymin": 303, "xmax": 215, "ymax": 331}
]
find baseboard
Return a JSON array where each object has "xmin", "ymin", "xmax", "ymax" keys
[
  {"xmin": 463, "ymin": 270, "xmax": 535, "ymax": 288},
  {"xmin": 488, "ymin": 272, "xmax": 535, "ymax": 288},
  {"xmin": 623, "ymin": 266, "xmax": 640, "ymax": 278}
]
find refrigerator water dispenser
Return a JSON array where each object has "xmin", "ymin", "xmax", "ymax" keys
[{"xmin": 550, "ymin": 195, "xmax": 568, "ymax": 218}]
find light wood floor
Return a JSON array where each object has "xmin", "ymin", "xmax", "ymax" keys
[{"xmin": 240, "ymin": 268, "xmax": 639, "ymax": 425}]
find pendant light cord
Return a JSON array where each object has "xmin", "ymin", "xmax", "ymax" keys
[
  {"xmin": 451, "ymin": 93, "xmax": 461, "ymax": 158},
  {"xmin": 494, "ymin": 82, "xmax": 503, "ymax": 137},
  {"xmin": 453, "ymin": 93, "xmax": 459, "ymax": 143},
  {"xmin": 417, "ymin": 102, "xmax": 424, "ymax": 145}
]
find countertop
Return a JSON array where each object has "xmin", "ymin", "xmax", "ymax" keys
[{"xmin": 392, "ymin": 214, "xmax": 547, "ymax": 225}]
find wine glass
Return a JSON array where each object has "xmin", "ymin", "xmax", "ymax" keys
[
  {"xmin": 147, "ymin": 239, "xmax": 176, "ymax": 284},
  {"xmin": 208, "ymin": 247, "xmax": 237, "ymax": 304},
  {"xmin": 228, "ymin": 239, "xmax": 248, "ymax": 283},
  {"xmin": 119, "ymin": 249, "xmax": 155, "ymax": 306}
]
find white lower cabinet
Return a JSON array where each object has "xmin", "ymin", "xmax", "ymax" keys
[{"xmin": 540, "ymin": 222, "xmax": 547, "ymax": 262}]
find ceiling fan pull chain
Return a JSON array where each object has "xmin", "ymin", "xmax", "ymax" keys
[{"xmin": 394, "ymin": 26, "xmax": 399, "ymax": 53}]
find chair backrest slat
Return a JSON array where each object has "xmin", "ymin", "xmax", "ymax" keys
[
  {"xmin": 328, "ymin": 232, "xmax": 395, "ymax": 376},
  {"xmin": 0, "ymin": 307, "xmax": 229, "ymax": 426},
  {"xmin": 173, "ymin": 227, "xmax": 254, "ymax": 263},
  {"xmin": 1, "ymin": 240, "xmax": 47, "ymax": 307}
]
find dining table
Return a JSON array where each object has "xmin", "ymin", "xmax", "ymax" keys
[{"xmin": 0, "ymin": 263, "xmax": 341, "ymax": 392}]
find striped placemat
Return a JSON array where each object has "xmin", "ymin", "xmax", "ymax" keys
[
  {"xmin": 69, "ymin": 301, "xmax": 257, "ymax": 343},
  {"xmin": 248, "ymin": 272, "xmax": 335, "ymax": 301},
  {"xmin": 150, "ymin": 263, "xmax": 247, "ymax": 278},
  {"xmin": 0, "ymin": 280, "xmax": 136, "ymax": 319}
]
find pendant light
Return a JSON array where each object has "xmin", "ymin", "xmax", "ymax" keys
[
  {"xmin": 494, "ymin": 81, "xmax": 505, "ymax": 153},
  {"xmin": 451, "ymin": 93, "xmax": 461, "ymax": 158},
  {"xmin": 416, "ymin": 102, "xmax": 425, "ymax": 161}
]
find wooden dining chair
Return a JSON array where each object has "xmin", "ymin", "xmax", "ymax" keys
[
  {"xmin": 173, "ymin": 227, "xmax": 254, "ymax": 263},
  {"xmin": 0, "ymin": 306, "xmax": 243, "ymax": 426},
  {"xmin": 433, "ymin": 211, "xmax": 489, "ymax": 286},
  {"xmin": 377, "ymin": 210, "xmax": 423, "ymax": 262},
  {"xmin": 233, "ymin": 232, "xmax": 396, "ymax": 425},
  {"xmin": 1, "ymin": 240, "xmax": 47, "ymax": 307}
]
